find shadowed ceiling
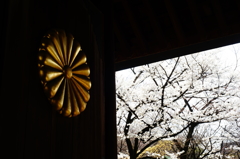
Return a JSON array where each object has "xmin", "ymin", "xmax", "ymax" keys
[{"xmin": 113, "ymin": 0, "xmax": 240, "ymax": 69}]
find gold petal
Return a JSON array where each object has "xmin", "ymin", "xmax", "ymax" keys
[
  {"xmin": 49, "ymin": 31, "xmax": 66, "ymax": 65},
  {"xmin": 41, "ymin": 39, "xmax": 64, "ymax": 67},
  {"xmin": 72, "ymin": 81, "xmax": 87, "ymax": 112},
  {"xmin": 71, "ymin": 80, "xmax": 87, "ymax": 112},
  {"xmin": 72, "ymin": 64, "xmax": 90, "ymax": 76},
  {"xmin": 71, "ymin": 52, "xmax": 87, "ymax": 70},
  {"xmin": 44, "ymin": 76, "xmax": 64, "ymax": 98},
  {"xmin": 66, "ymin": 33, "xmax": 74, "ymax": 65},
  {"xmin": 79, "ymin": 100, "xmax": 87, "ymax": 112},
  {"xmin": 71, "ymin": 77, "xmax": 90, "ymax": 102},
  {"xmin": 72, "ymin": 75, "xmax": 91, "ymax": 90},
  {"xmin": 50, "ymin": 79, "xmax": 66, "ymax": 110},
  {"xmin": 58, "ymin": 30, "xmax": 67, "ymax": 64},
  {"xmin": 62, "ymin": 80, "xmax": 72, "ymax": 117},
  {"xmin": 38, "ymin": 51, "xmax": 62, "ymax": 71},
  {"xmin": 69, "ymin": 41, "xmax": 82, "ymax": 67},
  {"xmin": 69, "ymin": 80, "xmax": 81, "ymax": 116},
  {"xmin": 39, "ymin": 66, "xmax": 63, "ymax": 82}
]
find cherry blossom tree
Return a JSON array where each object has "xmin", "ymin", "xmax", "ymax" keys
[
  {"xmin": 116, "ymin": 49, "xmax": 240, "ymax": 159},
  {"xmin": 173, "ymin": 121, "xmax": 227, "ymax": 159},
  {"xmin": 218, "ymin": 118, "xmax": 240, "ymax": 159}
]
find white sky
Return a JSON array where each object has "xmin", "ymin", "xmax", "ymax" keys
[
  {"xmin": 205, "ymin": 43, "xmax": 240, "ymax": 68},
  {"xmin": 116, "ymin": 43, "xmax": 240, "ymax": 86}
]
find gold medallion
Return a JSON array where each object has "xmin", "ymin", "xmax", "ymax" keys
[{"xmin": 38, "ymin": 29, "xmax": 91, "ymax": 117}]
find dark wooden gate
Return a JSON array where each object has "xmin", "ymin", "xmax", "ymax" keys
[{"xmin": 0, "ymin": 0, "xmax": 116, "ymax": 158}]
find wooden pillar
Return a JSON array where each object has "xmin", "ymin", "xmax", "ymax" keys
[
  {"xmin": 102, "ymin": 1, "xmax": 118, "ymax": 159},
  {"xmin": 90, "ymin": 0, "xmax": 117, "ymax": 158}
]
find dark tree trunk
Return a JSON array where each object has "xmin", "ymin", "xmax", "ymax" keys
[
  {"xmin": 180, "ymin": 122, "xmax": 199, "ymax": 159},
  {"xmin": 125, "ymin": 137, "xmax": 139, "ymax": 159}
]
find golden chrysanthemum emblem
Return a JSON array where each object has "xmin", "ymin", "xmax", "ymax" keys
[{"xmin": 38, "ymin": 29, "xmax": 91, "ymax": 117}]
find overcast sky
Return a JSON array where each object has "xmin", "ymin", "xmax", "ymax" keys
[{"xmin": 116, "ymin": 42, "xmax": 240, "ymax": 86}]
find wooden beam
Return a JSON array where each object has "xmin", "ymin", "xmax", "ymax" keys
[
  {"xmin": 142, "ymin": 0, "xmax": 167, "ymax": 48},
  {"xmin": 122, "ymin": 0, "xmax": 147, "ymax": 52},
  {"xmin": 113, "ymin": 20, "xmax": 128, "ymax": 54},
  {"xmin": 186, "ymin": 0, "xmax": 206, "ymax": 40},
  {"xmin": 211, "ymin": 0, "xmax": 227, "ymax": 35},
  {"xmin": 164, "ymin": 0, "xmax": 185, "ymax": 44},
  {"xmin": 235, "ymin": 0, "xmax": 240, "ymax": 11}
]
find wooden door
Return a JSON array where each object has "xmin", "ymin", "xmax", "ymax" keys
[{"xmin": 0, "ymin": 0, "xmax": 116, "ymax": 158}]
